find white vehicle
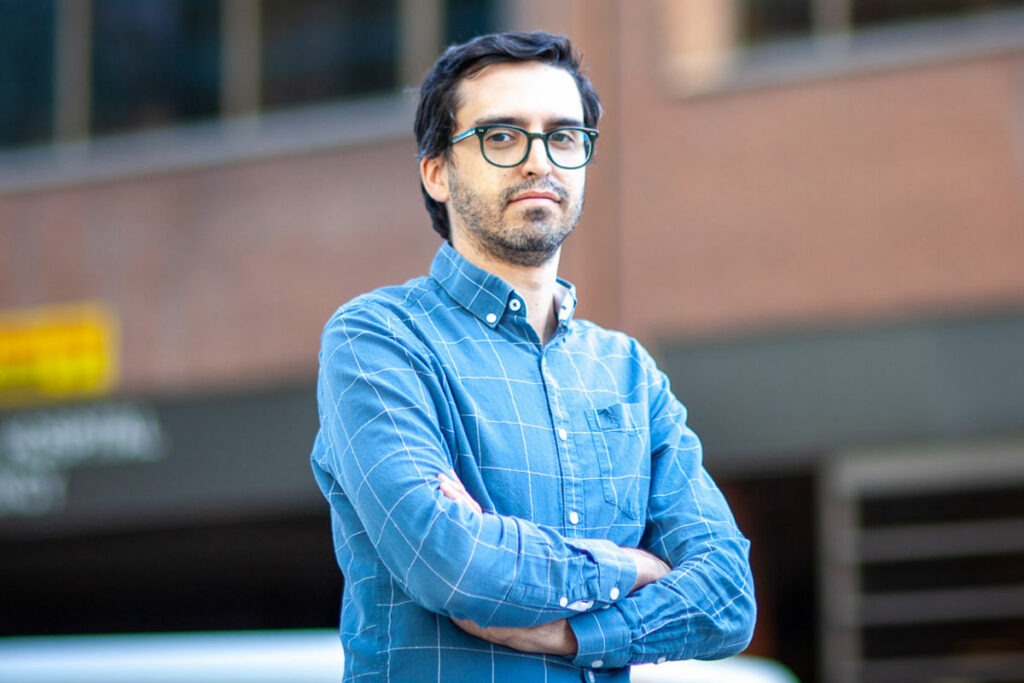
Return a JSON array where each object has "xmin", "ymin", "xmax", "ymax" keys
[{"xmin": 0, "ymin": 629, "xmax": 799, "ymax": 682}]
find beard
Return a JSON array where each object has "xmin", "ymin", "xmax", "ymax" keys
[{"xmin": 449, "ymin": 173, "xmax": 584, "ymax": 268}]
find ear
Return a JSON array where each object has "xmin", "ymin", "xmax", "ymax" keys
[{"xmin": 420, "ymin": 155, "xmax": 450, "ymax": 203}]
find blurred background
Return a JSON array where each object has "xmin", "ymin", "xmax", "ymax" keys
[{"xmin": 1, "ymin": 1, "xmax": 1023, "ymax": 682}]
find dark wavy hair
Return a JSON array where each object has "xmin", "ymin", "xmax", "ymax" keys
[{"xmin": 414, "ymin": 31, "xmax": 602, "ymax": 240}]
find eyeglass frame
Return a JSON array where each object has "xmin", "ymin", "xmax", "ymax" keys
[{"xmin": 449, "ymin": 124, "xmax": 600, "ymax": 170}]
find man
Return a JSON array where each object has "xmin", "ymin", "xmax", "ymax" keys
[{"xmin": 311, "ymin": 31, "xmax": 755, "ymax": 682}]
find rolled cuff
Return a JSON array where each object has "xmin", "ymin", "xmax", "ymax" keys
[
  {"xmin": 568, "ymin": 604, "xmax": 632, "ymax": 670},
  {"xmin": 570, "ymin": 538, "xmax": 637, "ymax": 610}
]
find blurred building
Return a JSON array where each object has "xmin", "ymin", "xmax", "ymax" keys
[{"xmin": 2, "ymin": 2, "xmax": 1023, "ymax": 682}]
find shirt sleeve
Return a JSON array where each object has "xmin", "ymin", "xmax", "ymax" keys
[
  {"xmin": 568, "ymin": 346, "xmax": 757, "ymax": 669},
  {"xmin": 312, "ymin": 303, "xmax": 638, "ymax": 629}
]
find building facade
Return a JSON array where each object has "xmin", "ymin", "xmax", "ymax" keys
[{"xmin": 2, "ymin": 2, "xmax": 1023, "ymax": 681}]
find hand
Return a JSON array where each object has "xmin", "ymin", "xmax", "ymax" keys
[
  {"xmin": 451, "ymin": 617, "xmax": 578, "ymax": 656},
  {"xmin": 621, "ymin": 547, "xmax": 671, "ymax": 592},
  {"xmin": 437, "ymin": 470, "xmax": 483, "ymax": 514}
]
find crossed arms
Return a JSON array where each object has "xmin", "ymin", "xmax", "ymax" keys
[
  {"xmin": 437, "ymin": 471, "xmax": 671, "ymax": 656},
  {"xmin": 314, "ymin": 305, "xmax": 756, "ymax": 667}
]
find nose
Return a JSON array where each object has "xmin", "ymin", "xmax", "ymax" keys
[{"xmin": 520, "ymin": 136, "xmax": 553, "ymax": 177}]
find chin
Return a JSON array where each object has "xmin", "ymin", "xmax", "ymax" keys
[
  {"xmin": 520, "ymin": 206, "xmax": 558, "ymax": 223},
  {"xmin": 501, "ymin": 248, "xmax": 559, "ymax": 268}
]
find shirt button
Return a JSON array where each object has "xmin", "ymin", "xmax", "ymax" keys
[
  {"xmin": 610, "ymin": 586, "xmax": 620, "ymax": 600},
  {"xmin": 559, "ymin": 596, "xmax": 569, "ymax": 608},
  {"xmin": 568, "ymin": 511, "xmax": 580, "ymax": 525},
  {"xmin": 485, "ymin": 313, "xmax": 498, "ymax": 324},
  {"xmin": 656, "ymin": 656, "xmax": 667, "ymax": 664},
  {"xmin": 558, "ymin": 428, "xmax": 568, "ymax": 441},
  {"xmin": 592, "ymin": 660, "xmax": 604, "ymax": 668},
  {"xmin": 509, "ymin": 298, "xmax": 521, "ymax": 311}
]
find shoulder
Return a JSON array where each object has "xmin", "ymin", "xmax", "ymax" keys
[
  {"xmin": 325, "ymin": 276, "xmax": 437, "ymax": 328},
  {"xmin": 319, "ymin": 276, "xmax": 443, "ymax": 350}
]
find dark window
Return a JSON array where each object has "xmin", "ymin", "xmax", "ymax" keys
[
  {"xmin": 1, "ymin": 0, "xmax": 508, "ymax": 151},
  {"xmin": 444, "ymin": 0, "xmax": 498, "ymax": 45},
  {"xmin": 0, "ymin": 0, "xmax": 55, "ymax": 148},
  {"xmin": 740, "ymin": 0, "xmax": 813, "ymax": 44},
  {"xmin": 260, "ymin": 0, "xmax": 398, "ymax": 109},
  {"xmin": 738, "ymin": 0, "xmax": 1024, "ymax": 46},
  {"xmin": 91, "ymin": 0, "xmax": 221, "ymax": 136},
  {"xmin": 853, "ymin": 0, "xmax": 1024, "ymax": 28}
]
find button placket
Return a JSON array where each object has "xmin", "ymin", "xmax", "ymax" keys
[{"xmin": 542, "ymin": 349, "xmax": 588, "ymax": 546}]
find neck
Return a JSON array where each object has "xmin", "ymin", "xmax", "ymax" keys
[{"xmin": 450, "ymin": 237, "xmax": 561, "ymax": 344}]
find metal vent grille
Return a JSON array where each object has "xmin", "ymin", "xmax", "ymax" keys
[{"xmin": 820, "ymin": 442, "xmax": 1024, "ymax": 683}]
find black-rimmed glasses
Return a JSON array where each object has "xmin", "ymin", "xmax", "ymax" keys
[{"xmin": 449, "ymin": 124, "xmax": 599, "ymax": 169}]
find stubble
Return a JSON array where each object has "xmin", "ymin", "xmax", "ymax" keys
[{"xmin": 449, "ymin": 173, "xmax": 584, "ymax": 268}]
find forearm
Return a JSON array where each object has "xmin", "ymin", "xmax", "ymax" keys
[
  {"xmin": 357, "ymin": 468, "xmax": 637, "ymax": 626},
  {"xmin": 621, "ymin": 546, "xmax": 671, "ymax": 592},
  {"xmin": 409, "ymin": 472, "xmax": 639, "ymax": 626},
  {"xmin": 452, "ymin": 617, "xmax": 578, "ymax": 656},
  {"xmin": 321, "ymin": 432, "xmax": 638, "ymax": 627},
  {"xmin": 449, "ymin": 545, "xmax": 674, "ymax": 654},
  {"xmin": 569, "ymin": 534, "xmax": 756, "ymax": 668}
]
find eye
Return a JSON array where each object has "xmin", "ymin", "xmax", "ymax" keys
[
  {"xmin": 482, "ymin": 128, "xmax": 521, "ymax": 147},
  {"xmin": 547, "ymin": 129, "xmax": 581, "ymax": 148}
]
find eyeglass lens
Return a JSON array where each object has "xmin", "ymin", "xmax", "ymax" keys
[{"xmin": 480, "ymin": 127, "xmax": 592, "ymax": 168}]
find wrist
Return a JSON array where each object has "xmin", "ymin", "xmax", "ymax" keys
[
  {"xmin": 555, "ymin": 619, "xmax": 578, "ymax": 656},
  {"xmin": 627, "ymin": 547, "xmax": 671, "ymax": 592}
]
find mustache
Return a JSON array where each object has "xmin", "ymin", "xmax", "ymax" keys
[{"xmin": 500, "ymin": 180, "xmax": 569, "ymax": 205}]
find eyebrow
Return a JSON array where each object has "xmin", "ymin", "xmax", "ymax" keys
[{"xmin": 471, "ymin": 115, "xmax": 586, "ymax": 129}]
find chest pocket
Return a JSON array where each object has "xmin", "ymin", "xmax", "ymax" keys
[{"xmin": 585, "ymin": 402, "xmax": 649, "ymax": 519}]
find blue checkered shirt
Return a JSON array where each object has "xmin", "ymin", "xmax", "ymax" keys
[{"xmin": 311, "ymin": 243, "xmax": 755, "ymax": 682}]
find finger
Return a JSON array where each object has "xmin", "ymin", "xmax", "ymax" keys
[
  {"xmin": 437, "ymin": 473, "xmax": 458, "ymax": 499},
  {"xmin": 442, "ymin": 472, "xmax": 481, "ymax": 511},
  {"xmin": 445, "ymin": 468, "xmax": 468, "ymax": 494},
  {"xmin": 437, "ymin": 473, "xmax": 468, "ymax": 501},
  {"xmin": 437, "ymin": 473, "xmax": 483, "ymax": 514}
]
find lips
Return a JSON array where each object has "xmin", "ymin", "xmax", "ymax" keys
[
  {"xmin": 511, "ymin": 191, "xmax": 559, "ymax": 202},
  {"xmin": 502, "ymin": 181, "xmax": 568, "ymax": 210},
  {"xmin": 507, "ymin": 188, "xmax": 563, "ymax": 207}
]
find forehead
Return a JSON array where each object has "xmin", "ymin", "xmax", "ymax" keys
[{"xmin": 454, "ymin": 61, "xmax": 584, "ymax": 126}]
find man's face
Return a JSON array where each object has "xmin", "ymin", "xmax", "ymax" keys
[{"xmin": 438, "ymin": 61, "xmax": 589, "ymax": 268}]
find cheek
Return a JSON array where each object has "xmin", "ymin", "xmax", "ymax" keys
[
  {"xmin": 458, "ymin": 167, "xmax": 507, "ymax": 201},
  {"xmin": 565, "ymin": 175, "xmax": 587, "ymax": 206},
  {"xmin": 561, "ymin": 168, "xmax": 586, "ymax": 190}
]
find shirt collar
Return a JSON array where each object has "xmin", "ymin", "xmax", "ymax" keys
[
  {"xmin": 554, "ymin": 280, "xmax": 578, "ymax": 328},
  {"xmin": 430, "ymin": 243, "xmax": 578, "ymax": 328}
]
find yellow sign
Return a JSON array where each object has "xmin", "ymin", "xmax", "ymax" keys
[{"xmin": 0, "ymin": 302, "xmax": 119, "ymax": 408}]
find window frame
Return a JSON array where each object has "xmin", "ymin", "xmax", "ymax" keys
[
  {"xmin": 0, "ymin": 0, "xmax": 504, "ymax": 193},
  {"xmin": 660, "ymin": 0, "xmax": 1024, "ymax": 98}
]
